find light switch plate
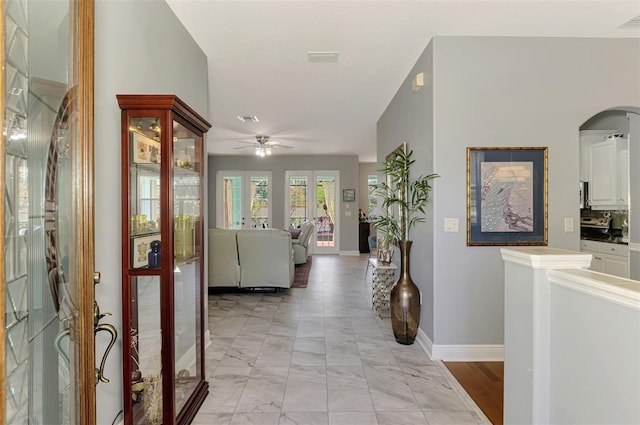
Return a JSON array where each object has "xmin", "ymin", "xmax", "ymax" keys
[
  {"xmin": 564, "ymin": 217, "xmax": 574, "ymax": 232},
  {"xmin": 444, "ymin": 218, "xmax": 459, "ymax": 232}
]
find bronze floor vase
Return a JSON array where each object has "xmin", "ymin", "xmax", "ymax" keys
[{"xmin": 390, "ymin": 241, "xmax": 420, "ymax": 345}]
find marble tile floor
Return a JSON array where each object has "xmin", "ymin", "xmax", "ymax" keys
[{"xmin": 193, "ymin": 255, "xmax": 490, "ymax": 425}]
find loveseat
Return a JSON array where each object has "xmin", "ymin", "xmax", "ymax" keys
[
  {"xmin": 292, "ymin": 221, "xmax": 314, "ymax": 265},
  {"xmin": 208, "ymin": 228, "xmax": 294, "ymax": 289}
]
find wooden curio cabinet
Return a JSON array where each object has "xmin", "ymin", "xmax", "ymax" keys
[{"xmin": 117, "ymin": 95, "xmax": 211, "ymax": 424}]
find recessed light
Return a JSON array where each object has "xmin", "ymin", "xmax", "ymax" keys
[
  {"xmin": 307, "ymin": 52, "xmax": 339, "ymax": 63},
  {"xmin": 237, "ymin": 115, "xmax": 259, "ymax": 123}
]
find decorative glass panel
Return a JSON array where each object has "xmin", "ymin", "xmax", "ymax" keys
[
  {"xmin": 172, "ymin": 120, "xmax": 202, "ymax": 416},
  {"xmin": 316, "ymin": 175, "xmax": 336, "ymax": 247},
  {"xmin": 289, "ymin": 176, "xmax": 309, "ymax": 227},
  {"xmin": 131, "ymin": 276, "xmax": 163, "ymax": 424}
]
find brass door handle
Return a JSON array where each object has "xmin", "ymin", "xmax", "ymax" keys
[
  {"xmin": 95, "ymin": 322, "xmax": 117, "ymax": 384},
  {"xmin": 94, "ymin": 301, "xmax": 118, "ymax": 385}
]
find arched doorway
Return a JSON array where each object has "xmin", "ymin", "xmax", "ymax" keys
[{"xmin": 579, "ymin": 106, "xmax": 640, "ymax": 280}]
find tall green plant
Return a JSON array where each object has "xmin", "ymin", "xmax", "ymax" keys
[{"xmin": 372, "ymin": 146, "xmax": 439, "ymax": 244}]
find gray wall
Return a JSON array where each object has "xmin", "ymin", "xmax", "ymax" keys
[
  {"xmin": 208, "ymin": 155, "xmax": 360, "ymax": 252},
  {"xmin": 378, "ymin": 42, "xmax": 436, "ymax": 339},
  {"xmin": 94, "ymin": 0, "xmax": 209, "ymax": 420},
  {"xmin": 378, "ymin": 36, "xmax": 640, "ymax": 347}
]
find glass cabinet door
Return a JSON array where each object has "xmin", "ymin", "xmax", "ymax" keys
[
  {"xmin": 128, "ymin": 117, "xmax": 162, "ymax": 270},
  {"xmin": 130, "ymin": 276, "xmax": 163, "ymax": 424},
  {"xmin": 172, "ymin": 120, "xmax": 202, "ymax": 416}
]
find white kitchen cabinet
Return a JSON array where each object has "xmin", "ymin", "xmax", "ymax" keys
[
  {"xmin": 580, "ymin": 239, "xmax": 629, "ymax": 278},
  {"xmin": 579, "ymin": 130, "xmax": 616, "ymax": 182},
  {"xmin": 618, "ymin": 148, "xmax": 629, "ymax": 207},
  {"xmin": 590, "ymin": 254, "xmax": 605, "ymax": 272},
  {"xmin": 603, "ymin": 254, "xmax": 628, "ymax": 277},
  {"xmin": 587, "ymin": 134, "xmax": 628, "ymax": 210},
  {"xmin": 589, "ymin": 139, "xmax": 618, "ymax": 208}
]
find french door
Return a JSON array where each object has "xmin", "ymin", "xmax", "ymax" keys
[
  {"xmin": 216, "ymin": 171, "xmax": 272, "ymax": 229},
  {"xmin": 2, "ymin": 0, "xmax": 97, "ymax": 424},
  {"xmin": 285, "ymin": 170, "xmax": 340, "ymax": 254}
]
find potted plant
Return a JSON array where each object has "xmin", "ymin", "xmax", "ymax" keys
[{"xmin": 372, "ymin": 143, "xmax": 438, "ymax": 344}]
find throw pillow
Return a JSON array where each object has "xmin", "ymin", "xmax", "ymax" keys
[{"xmin": 288, "ymin": 228, "xmax": 301, "ymax": 239}]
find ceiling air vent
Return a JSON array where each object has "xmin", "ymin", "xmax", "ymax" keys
[
  {"xmin": 237, "ymin": 115, "xmax": 259, "ymax": 123},
  {"xmin": 307, "ymin": 52, "xmax": 339, "ymax": 63},
  {"xmin": 619, "ymin": 15, "xmax": 640, "ymax": 28}
]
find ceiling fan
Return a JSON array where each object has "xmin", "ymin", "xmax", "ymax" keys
[{"xmin": 233, "ymin": 135, "xmax": 293, "ymax": 157}]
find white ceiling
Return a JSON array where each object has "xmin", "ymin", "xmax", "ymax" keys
[{"xmin": 166, "ymin": 0, "xmax": 640, "ymax": 162}]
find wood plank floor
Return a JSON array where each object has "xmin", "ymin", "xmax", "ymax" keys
[{"xmin": 444, "ymin": 361, "xmax": 504, "ymax": 425}]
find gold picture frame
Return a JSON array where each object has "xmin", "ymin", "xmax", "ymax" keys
[
  {"xmin": 132, "ymin": 131, "xmax": 161, "ymax": 164},
  {"xmin": 467, "ymin": 147, "xmax": 548, "ymax": 246},
  {"xmin": 131, "ymin": 233, "xmax": 161, "ymax": 268}
]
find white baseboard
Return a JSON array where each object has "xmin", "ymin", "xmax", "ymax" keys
[
  {"xmin": 416, "ymin": 327, "xmax": 434, "ymax": 358},
  {"xmin": 416, "ymin": 328, "xmax": 504, "ymax": 361},
  {"xmin": 339, "ymin": 250, "xmax": 360, "ymax": 256}
]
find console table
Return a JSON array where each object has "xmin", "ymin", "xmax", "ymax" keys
[{"xmin": 368, "ymin": 258, "xmax": 397, "ymax": 317}]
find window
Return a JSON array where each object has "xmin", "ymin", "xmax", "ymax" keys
[
  {"xmin": 250, "ymin": 177, "xmax": 269, "ymax": 228},
  {"xmin": 288, "ymin": 176, "xmax": 309, "ymax": 227},
  {"xmin": 367, "ymin": 175, "xmax": 378, "ymax": 218},
  {"xmin": 139, "ymin": 174, "xmax": 160, "ymax": 221}
]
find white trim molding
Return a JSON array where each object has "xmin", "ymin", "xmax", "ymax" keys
[
  {"xmin": 547, "ymin": 269, "xmax": 640, "ymax": 311},
  {"xmin": 416, "ymin": 327, "xmax": 434, "ymax": 358},
  {"xmin": 501, "ymin": 247, "xmax": 592, "ymax": 269},
  {"xmin": 416, "ymin": 328, "xmax": 504, "ymax": 361},
  {"xmin": 339, "ymin": 250, "xmax": 360, "ymax": 256}
]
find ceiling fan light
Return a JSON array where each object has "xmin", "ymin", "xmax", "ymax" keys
[{"xmin": 265, "ymin": 147, "xmax": 272, "ymax": 155}]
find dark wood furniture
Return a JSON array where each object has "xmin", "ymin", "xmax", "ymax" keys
[
  {"xmin": 359, "ymin": 222, "xmax": 370, "ymax": 253},
  {"xmin": 118, "ymin": 95, "xmax": 211, "ymax": 425}
]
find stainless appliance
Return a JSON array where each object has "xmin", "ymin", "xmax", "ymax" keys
[
  {"xmin": 580, "ymin": 215, "xmax": 611, "ymax": 240},
  {"xmin": 579, "ymin": 181, "xmax": 589, "ymax": 209}
]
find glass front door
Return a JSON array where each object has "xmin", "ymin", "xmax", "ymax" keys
[
  {"xmin": 3, "ymin": 0, "xmax": 96, "ymax": 423},
  {"xmin": 216, "ymin": 171, "xmax": 272, "ymax": 229}
]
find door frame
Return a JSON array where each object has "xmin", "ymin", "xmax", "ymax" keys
[
  {"xmin": 215, "ymin": 170, "xmax": 273, "ymax": 229},
  {"xmin": 0, "ymin": 0, "xmax": 96, "ymax": 422},
  {"xmin": 284, "ymin": 170, "xmax": 340, "ymax": 254},
  {"xmin": 1, "ymin": 0, "xmax": 5, "ymax": 414}
]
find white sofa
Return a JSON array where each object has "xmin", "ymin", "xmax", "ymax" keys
[
  {"xmin": 292, "ymin": 221, "xmax": 314, "ymax": 265},
  {"xmin": 208, "ymin": 228, "xmax": 294, "ymax": 289}
]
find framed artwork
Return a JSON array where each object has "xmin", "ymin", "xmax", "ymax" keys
[
  {"xmin": 467, "ymin": 147, "xmax": 548, "ymax": 246},
  {"xmin": 131, "ymin": 233, "xmax": 161, "ymax": 268},
  {"xmin": 132, "ymin": 131, "xmax": 161, "ymax": 164},
  {"xmin": 343, "ymin": 189, "xmax": 356, "ymax": 202}
]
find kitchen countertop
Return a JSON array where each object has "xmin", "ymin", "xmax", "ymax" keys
[{"xmin": 581, "ymin": 236, "xmax": 628, "ymax": 245}]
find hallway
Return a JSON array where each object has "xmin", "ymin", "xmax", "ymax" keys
[{"xmin": 194, "ymin": 255, "xmax": 490, "ymax": 424}]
